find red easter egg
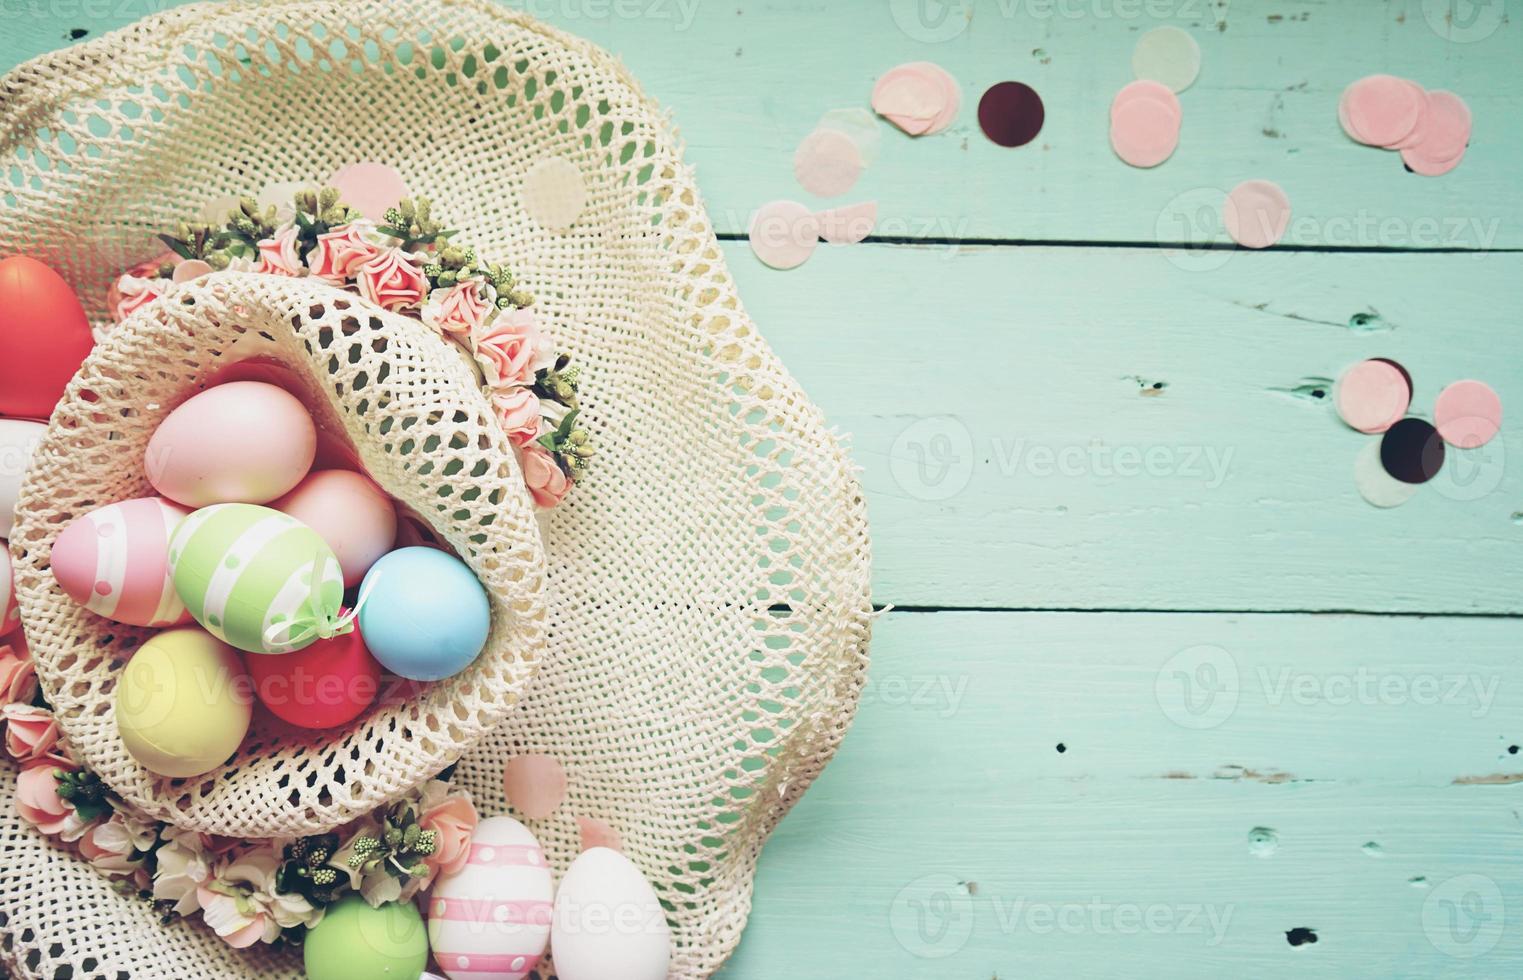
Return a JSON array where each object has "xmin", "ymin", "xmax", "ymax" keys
[
  {"xmin": 246, "ymin": 623, "xmax": 381, "ymax": 729},
  {"xmin": 0, "ymin": 255, "xmax": 94, "ymax": 419}
]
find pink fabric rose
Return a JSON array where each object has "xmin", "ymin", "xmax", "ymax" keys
[
  {"xmin": 491, "ymin": 385, "xmax": 543, "ymax": 448},
  {"xmin": 305, "ymin": 221, "xmax": 383, "ymax": 283},
  {"xmin": 520, "ymin": 445, "xmax": 572, "ymax": 509},
  {"xmin": 356, "ymin": 248, "xmax": 428, "ymax": 311},
  {"xmin": 422, "ymin": 280, "xmax": 495, "ymax": 340},
  {"xmin": 108, "ymin": 274, "xmax": 169, "ymax": 324},
  {"xmin": 254, "ymin": 223, "xmax": 303, "ymax": 276},
  {"xmin": 420, "ymin": 795, "xmax": 478, "ymax": 880},
  {"xmin": 3, "ymin": 704, "xmax": 60, "ymax": 760},
  {"xmin": 15, "ymin": 756, "xmax": 89, "ymax": 840},
  {"xmin": 473, "ymin": 307, "xmax": 551, "ymax": 387},
  {"xmin": 0, "ymin": 635, "xmax": 37, "ymax": 708}
]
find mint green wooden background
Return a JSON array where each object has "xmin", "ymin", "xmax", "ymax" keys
[{"xmin": 5, "ymin": 1, "xmax": 1522, "ymax": 977}]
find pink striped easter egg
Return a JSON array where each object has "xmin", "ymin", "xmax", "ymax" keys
[
  {"xmin": 52, "ymin": 497, "xmax": 192, "ymax": 628},
  {"xmin": 428, "ymin": 816, "xmax": 553, "ymax": 980}
]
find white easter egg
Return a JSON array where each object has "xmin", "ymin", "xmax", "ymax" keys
[
  {"xmin": 0, "ymin": 418, "xmax": 45, "ymax": 538},
  {"xmin": 428, "ymin": 816, "xmax": 553, "ymax": 980},
  {"xmin": 551, "ymin": 847, "xmax": 671, "ymax": 980},
  {"xmin": 1, "ymin": 546, "xmax": 18, "ymax": 635}
]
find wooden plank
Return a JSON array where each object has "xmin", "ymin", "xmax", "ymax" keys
[
  {"xmin": 719, "ymin": 610, "xmax": 1523, "ymax": 979},
  {"xmin": 3, "ymin": 1, "xmax": 1521, "ymax": 248},
  {"xmin": 728, "ymin": 241, "xmax": 1523, "ymax": 612}
]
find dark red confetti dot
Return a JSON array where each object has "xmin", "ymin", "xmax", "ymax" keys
[
  {"xmin": 978, "ymin": 81, "xmax": 1045, "ymax": 148},
  {"xmin": 1380, "ymin": 417, "xmax": 1445, "ymax": 484}
]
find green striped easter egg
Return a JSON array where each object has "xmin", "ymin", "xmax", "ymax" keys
[{"xmin": 169, "ymin": 503, "xmax": 344, "ymax": 655}]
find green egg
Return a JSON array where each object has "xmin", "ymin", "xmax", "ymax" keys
[
  {"xmin": 304, "ymin": 896, "xmax": 428, "ymax": 980},
  {"xmin": 168, "ymin": 502, "xmax": 343, "ymax": 655}
]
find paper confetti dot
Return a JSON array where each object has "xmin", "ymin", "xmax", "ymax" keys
[
  {"xmin": 1334, "ymin": 359, "xmax": 1411, "ymax": 434},
  {"xmin": 816, "ymin": 201, "xmax": 878, "ymax": 245},
  {"xmin": 1381, "ymin": 417, "xmax": 1446, "ymax": 484},
  {"xmin": 1354, "ymin": 440, "xmax": 1420, "ymax": 508},
  {"xmin": 503, "ymin": 754, "xmax": 568, "ymax": 820},
  {"xmin": 1342, "ymin": 75, "xmax": 1425, "ymax": 148},
  {"xmin": 1111, "ymin": 80, "xmax": 1181, "ymax": 123},
  {"xmin": 978, "ymin": 81, "xmax": 1045, "ymax": 148},
  {"xmin": 749, "ymin": 200, "xmax": 820, "ymax": 270},
  {"xmin": 1131, "ymin": 27, "xmax": 1201, "ymax": 94},
  {"xmin": 794, "ymin": 129, "xmax": 863, "ymax": 198},
  {"xmin": 872, "ymin": 64, "xmax": 945, "ymax": 136},
  {"xmin": 1110, "ymin": 97, "xmax": 1180, "ymax": 168},
  {"xmin": 1434, "ymin": 379, "xmax": 1501, "ymax": 448},
  {"xmin": 1400, "ymin": 90, "xmax": 1471, "ymax": 176},
  {"xmin": 327, "ymin": 162, "xmax": 409, "ymax": 222},
  {"xmin": 903, "ymin": 61, "xmax": 962, "ymax": 135},
  {"xmin": 523, "ymin": 156, "xmax": 588, "ymax": 232},
  {"xmin": 1223, "ymin": 179, "xmax": 1291, "ymax": 249},
  {"xmin": 577, "ymin": 816, "xmax": 624, "ymax": 853}
]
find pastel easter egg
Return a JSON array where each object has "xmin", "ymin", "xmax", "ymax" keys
[
  {"xmin": 146, "ymin": 381, "xmax": 316, "ymax": 507},
  {"xmin": 169, "ymin": 503, "xmax": 343, "ymax": 655},
  {"xmin": 246, "ymin": 622, "xmax": 381, "ymax": 729},
  {"xmin": 115, "ymin": 627, "xmax": 251, "ymax": 777},
  {"xmin": 274, "ymin": 470, "xmax": 397, "ymax": 587},
  {"xmin": 1, "ymin": 547, "xmax": 18, "ymax": 635},
  {"xmin": 0, "ymin": 418, "xmax": 46, "ymax": 538},
  {"xmin": 358, "ymin": 547, "xmax": 490, "ymax": 681},
  {"xmin": 428, "ymin": 816, "xmax": 552, "ymax": 980},
  {"xmin": 51, "ymin": 497, "xmax": 192, "ymax": 628},
  {"xmin": 306, "ymin": 895, "xmax": 429, "ymax": 980},
  {"xmin": 550, "ymin": 848, "xmax": 671, "ymax": 980},
  {"xmin": 0, "ymin": 255, "xmax": 94, "ymax": 420}
]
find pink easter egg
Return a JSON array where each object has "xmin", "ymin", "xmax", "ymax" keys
[
  {"xmin": 273, "ymin": 470, "xmax": 397, "ymax": 587},
  {"xmin": 51, "ymin": 497, "xmax": 192, "ymax": 628},
  {"xmin": 146, "ymin": 381, "xmax": 316, "ymax": 507},
  {"xmin": 1, "ymin": 548, "xmax": 19, "ymax": 635}
]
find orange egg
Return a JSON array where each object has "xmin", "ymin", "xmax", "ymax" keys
[{"xmin": 0, "ymin": 255, "xmax": 94, "ymax": 419}]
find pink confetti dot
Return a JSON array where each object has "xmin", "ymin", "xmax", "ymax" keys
[
  {"xmin": 749, "ymin": 200, "xmax": 819, "ymax": 271},
  {"xmin": 94, "ymin": 581, "xmax": 112, "ymax": 597},
  {"xmin": 1342, "ymin": 75, "xmax": 1424, "ymax": 148},
  {"xmin": 1434, "ymin": 379, "xmax": 1502, "ymax": 448},
  {"xmin": 327, "ymin": 161, "xmax": 409, "ymax": 222},
  {"xmin": 1110, "ymin": 97, "xmax": 1180, "ymax": 168},
  {"xmin": 793, "ymin": 129, "xmax": 863, "ymax": 198},
  {"xmin": 1400, "ymin": 91, "xmax": 1471, "ymax": 176},
  {"xmin": 1223, "ymin": 179, "xmax": 1291, "ymax": 249},
  {"xmin": 1335, "ymin": 359, "xmax": 1411, "ymax": 434}
]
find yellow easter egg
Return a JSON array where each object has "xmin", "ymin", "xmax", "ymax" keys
[{"xmin": 116, "ymin": 627, "xmax": 252, "ymax": 778}]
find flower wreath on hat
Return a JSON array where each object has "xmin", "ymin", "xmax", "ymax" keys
[{"xmin": 107, "ymin": 180, "xmax": 592, "ymax": 509}]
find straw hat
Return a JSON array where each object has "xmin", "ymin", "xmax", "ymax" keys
[{"xmin": 0, "ymin": 2, "xmax": 872, "ymax": 976}]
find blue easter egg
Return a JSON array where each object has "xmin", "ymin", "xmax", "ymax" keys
[{"xmin": 357, "ymin": 547, "xmax": 491, "ymax": 681}]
